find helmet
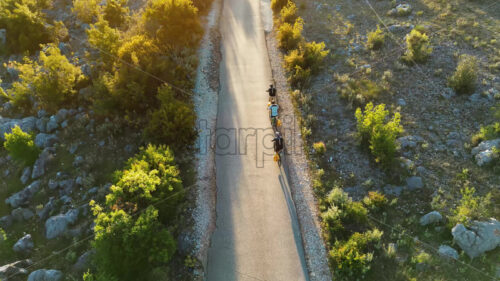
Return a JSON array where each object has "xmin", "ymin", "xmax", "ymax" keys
[
  {"xmin": 270, "ymin": 84, "xmax": 274, "ymax": 88},
  {"xmin": 276, "ymin": 131, "xmax": 280, "ymax": 136}
]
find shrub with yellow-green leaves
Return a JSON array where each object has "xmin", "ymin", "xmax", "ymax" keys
[
  {"xmin": 89, "ymin": 144, "xmax": 183, "ymax": 280},
  {"xmin": 143, "ymin": 0, "xmax": 203, "ymax": 50},
  {"xmin": 402, "ymin": 29, "xmax": 432, "ymax": 63},
  {"xmin": 277, "ymin": 17, "xmax": 304, "ymax": 51},
  {"xmin": 448, "ymin": 54, "xmax": 478, "ymax": 95},
  {"xmin": 271, "ymin": 0, "xmax": 288, "ymax": 13},
  {"xmin": 3, "ymin": 125, "xmax": 40, "ymax": 166},
  {"xmin": 7, "ymin": 44, "xmax": 84, "ymax": 112},
  {"xmin": 366, "ymin": 25, "xmax": 385, "ymax": 50},
  {"xmin": 0, "ymin": 0, "xmax": 54, "ymax": 54},
  {"xmin": 313, "ymin": 141, "xmax": 326, "ymax": 155},
  {"xmin": 103, "ymin": 0, "xmax": 130, "ymax": 28},
  {"xmin": 450, "ymin": 186, "xmax": 493, "ymax": 227},
  {"xmin": 144, "ymin": 85, "xmax": 197, "ymax": 148},
  {"xmin": 279, "ymin": 0, "xmax": 297, "ymax": 24},
  {"xmin": 87, "ymin": 20, "xmax": 122, "ymax": 67},
  {"xmin": 72, "ymin": 0, "xmax": 101, "ymax": 24},
  {"xmin": 284, "ymin": 41, "xmax": 329, "ymax": 87},
  {"xmin": 355, "ymin": 102, "xmax": 403, "ymax": 168}
]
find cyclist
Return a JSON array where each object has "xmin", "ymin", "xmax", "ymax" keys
[
  {"xmin": 268, "ymin": 100, "xmax": 279, "ymax": 127},
  {"xmin": 272, "ymin": 131, "xmax": 284, "ymax": 154},
  {"xmin": 267, "ymin": 84, "xmax": 276, "ymax": 102}
]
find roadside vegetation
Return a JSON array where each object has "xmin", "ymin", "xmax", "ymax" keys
[
  {"xmin": 0, "ymin": 0, "xmax": 212, "ymax": 280},
  {"xmin": 273, "ymin": 0, "xmax": 500, "ymax": 279}
]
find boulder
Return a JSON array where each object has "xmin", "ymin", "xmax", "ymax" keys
[
  {"xmin": 452, "ymin": 218, "xmax": 500, "ymax": 258},
  {"xmin": 46, "ymin": 116, "xmax": 59, "ymax": 133},
  {"xmin": 438, "ymin": 245, "xmax": 458, "ymax": 260},
  {"xmin": 13, "ymin": 234, "xmax": 34, "ymax": 254},
  {"xmin": 11, "ymin": 208, "xmax": 34, "ymax": 222},
  {"xmin": 5, "ymin": 180, "xmax": 42, "ymax": 208},
  {"xmin": 36, "ymin": 118, "xmax": 48, "ymax": 133},
  {"xmin": 72, "ymin": 250, "xmax": 95, "ymax": 274},
  {"xmin": 406, "ymin": 176, "xmax": 423, "ymax": 190},
  {"xmin": 383, "ymin": 185, "xmax": 403, "ymax": 197},
  {"xmin": 35, "ymin": 133, "xmax": 59, "ymax": 148},
  {"xmin": 37, "ymin": 197, "xmax": 56, "ymax": 220},
  {"xmin": 28, "ymin": 269, "xmax": 63, "ymax": 281},
  {"xmin": 45, "ymin": 209, "xmax": 79, "ymax": 239},
  {"xmin": 20, "ymin": 167, "xmax": 32, "ymax": 185},
  {"xmin": 0, "ymin": 215, "xmax": 13, "ymax": 229},
  {"xmin": 0, "ymin": 259, "xmax": 32, "ymax": 280},
  {"xmin": 55, "ymin": 109, "xmax": 69, "ymax": 123},
  {"xmin": 420, "ymin": 211, "xmax": 443, "ymax": 226},
  {"xmin": 471, "ymin": 139, "xmax": 500, "ymax": 166},
  {"xmin": 59, "ymin": 179, "xmax": 75, "ymax": 195},
  {"xmin": 32, "ymin": 148, "xmax": 55, "ymax": 179}
]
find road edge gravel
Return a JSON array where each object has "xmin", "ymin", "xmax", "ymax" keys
[
  {"xmin": 191, "ymin": 0, "xmax": 222, "ymax": 279},
  {"xmin": 261, "ymin": 2, "xmax": 333, "ymax": 280}
]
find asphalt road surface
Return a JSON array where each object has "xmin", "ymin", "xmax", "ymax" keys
[{"xmin": 206, "ymin": 0, "xmax": 309, "ymax": 280}]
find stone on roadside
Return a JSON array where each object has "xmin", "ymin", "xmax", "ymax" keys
[
  {"xmin": 5, "ymin": 180, "xmax": 42, "ymax": 208},
  {"xmin": 419, "ymin": 211, "xmax": 442, "ymax": 226},
  {"xmin": 406, "ymin": 176, "xmax": 423, "ymax": 190}
]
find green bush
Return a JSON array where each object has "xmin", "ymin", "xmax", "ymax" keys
[
  {"xmin": 471, "ymin": 122, "xmax": 500, "ymax": 146},
  {"xmin": 8, "ymin": 44, "xmax": 84, "ymax": 112},
  {"xmin": 143, "ymin": 85, "xmax": 197, "ymax": 147},
  {"xmin": 337, "ymin": 76, "xmax": 384, "ymax": 105},
  {"xmin": 329, "ymin": 229, "xmax": 383, "ymax": 280},
  {"xmin": 87, "ymin": 20, "xmax": 122, "ymax": 66},
  {"xmin": 143, "ymin": 0, "xmax": 203, "ymax": 50},
  {"xmin": 402, "ymin": 29, "xmax": 432, "ymax": 63},
  {"xmin": 91, "ymin": 205, "xmax": 176, "ymax": 281},
  {"xmin": 322, "ymin": 188, "xmax": 368, "ymax": 240},
  {"xmin": 355, "ymin": 102, "xmax": 403, "ymax": 168},
  {"xmin": 277, "ymin": 17, "xmax": 303, "ymax": 51},
  {"xmin": 280, "ymin": 0, "xmax": 297, "ymax": 24},
  {"xmin": 362, "ymin": 191, "xmax": 388, "ymax": 211},
  {"xmin": 103, "ymin": 0, "xmax": 129, "ymax": 28},
  {"xmin": 448, "ymin": 55, "xmax": 478, "ymax": 95},
  {"xmin": 284, "ymin": 40, "xmax": 329, "ymax": 87},
  {"xmin": 450, "ymin": 186, "xmax": 493, "ymax": 226},
  {"xmin": 72, "ymin": 0, "xmax": 100, "ymax": 24},
  {"xmin": 107, "ymin": 144, "xmax": 184, "ymax": 221},
  {"xmin": 0, "ymin": 0, "xmax": 53, "ymax": 54},
  {"xmin": 366, "ymin": 25, "xmax": 385, "ymax": 50},
  {"xmin": 313, "ymin": 141, "xmax": 326, "ymax": 155},
  {"xmin": 3, "ymin": 125, "xmax": 40, "ymax": 166},
  {"xmin": 271, "ymin": 0, "xmax": 288, "ymax": 13}
]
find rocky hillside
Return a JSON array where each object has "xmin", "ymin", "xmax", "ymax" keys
[{"xmin": 271, "ymin": 0, "xmax": 499, "ymax": 279}]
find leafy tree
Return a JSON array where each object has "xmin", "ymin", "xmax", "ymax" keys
[
  {"xmin": 144, "ymin": 85, "xmax": 197, "ymax": 147},
  {"xmin": 143, "ymin": 0, "xmax": 203, "ymax": 50},
  {"xmin": 8, "ymin": 44, "xmax": 84, "ymax": 112},
  {"xmin": 87, "ymin": 20, "xmax": 122, "ymax": 67},
  {"xmin": 107, "ymin": 144, "xmax": 184, "ymax": 221},
  {"xmin": 0, "ymin": 0, "xmax": 53, "ymax": 54},
  {"xmin": 91, "ymin": 205, "xmax": 176, "ymax": 281},
  {"xmin": 72, "ymin": 0, "xmax": 100, "ymax": 24},
  {"xmin": 3, "ymin": 125, "xmax": 40, "ymax": 166},
  {"xmin": 355, "ymin": 103, "xmax": 403, "ymax": 168},
  {"xmin": 103, "ymin": 0, "xmax": 129, "ymax": 28}
]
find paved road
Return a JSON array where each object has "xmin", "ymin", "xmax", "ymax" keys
[{"xmin": 206, "ymin": 0, "xmax": 309, "ymax": 280}]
